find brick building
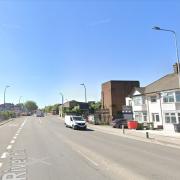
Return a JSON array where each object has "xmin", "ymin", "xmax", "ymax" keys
[{"xmin": 101, "ymin": 80, "xmax": 140, "ymax": 118}]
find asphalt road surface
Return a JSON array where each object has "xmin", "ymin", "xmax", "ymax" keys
[{"xmin": 0, "ymin": 115, "xmax": 180, "ymax": 180}]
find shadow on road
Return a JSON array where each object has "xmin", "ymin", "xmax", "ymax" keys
[{"xmin": 84, "ymin": 128, "xmax": 94, "ymax": 132}]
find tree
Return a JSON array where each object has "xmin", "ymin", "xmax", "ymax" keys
[
  {"xmin": 24, "ymin": 101, "xmax": 38, "ymax": 112},
  {"xmin": 89, "ymin": 101, "xmax": 101, "ymax": 113}
]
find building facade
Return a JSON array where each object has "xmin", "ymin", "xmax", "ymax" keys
[
  {"xmin": 101, "ymin": 80, "xmax": 140, "ymax": 118},
  {"xmin": 128, "ymin": 64, "xmax": 180, "ymax": 131}
]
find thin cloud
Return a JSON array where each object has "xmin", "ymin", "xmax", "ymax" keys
[{"xmin": 88, "ymin": 18, "xmax": 111, "ymax": 27}]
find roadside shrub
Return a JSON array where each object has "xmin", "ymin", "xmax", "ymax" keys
[
  {"xmin": 0, "ymin": 111, "xmax": 16, "ymax": 121},
  {"xmin": 137, "ymin": 123, "xmax": 144, "ymax": 130}
]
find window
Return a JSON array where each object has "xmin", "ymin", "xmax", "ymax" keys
[
  {"xmin": 135, "ymin": 112, "xmax": 143, "ymax": 122},
  {"xmin": 135, "ymin": 112, "xmax": 147, "ymax": 122},
  {"xmin": 133, "ymin": 96, "xmax": 144, "ymax": 106},
  {"xmin": 152, "ymin": 113, "xmax": 160, "ymax": 122},
  {"xmin": 163, "ymin": 92, "xmax": 174, "ymax": 103},
  {"xmin": 165, "ymin": 113, "xmax": 177, "ymax": 124},
  {"xmin": 178, "ymin": 113, "xmax": 180, "ymax": 123},
  {"xmin": 143, "ymin": 112, "xmax": 147, "ymax": 122},
  {"xmin": 150, "ymin": 96, "xmax": 157, "ymax": 103},
  {"xmin": 175, "ymin": 91, "xmax": 180, "ymax": 102}
]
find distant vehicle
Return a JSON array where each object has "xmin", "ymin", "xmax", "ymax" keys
[
  {"xmin": 65, "ymin": 115, "xmax": 87, "ymax": 130},
  {"xmin": 111, "ymin": 118, "xmax": 128, "ymax": 128},
  {"xmin": 27, "ymin": 112, "xmax": 32, "ymax": 116},
  {"xmin": 36, "ymin": 110, "xmax": 44, "ymax": 117}
]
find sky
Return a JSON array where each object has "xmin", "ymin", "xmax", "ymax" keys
[{"xmin": 0, "ymin": 0, "xmax": 179, "ymax": 108}]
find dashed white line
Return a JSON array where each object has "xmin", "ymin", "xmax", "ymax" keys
[
  {"xmin": 39, "ymin": 118, "xmax": 42, "ymax": 124},
  {"xmin": 0, "ymin": 162, "xmax": 3, "ymax": 168},
  {"xmin": 15, "ymin": 133, "xmax": 19, "ymax": 136},
  {"xmin": 77, "ymin": 150, "xmax": 99, "ymax": 167},
  {"xmin": 10, "ymin": 140, "xmax": 15, "ymax": 144},
  {"xmin": 6, "ymin": 145, "xmax": 12, "ymax": 150},
  {"xmin": 13, "ymin": 136, "xmax": 17, "ymax": 139},
  {"xmin": 1, "ymin": 152, "xmax": 8, "ymax": 159}
]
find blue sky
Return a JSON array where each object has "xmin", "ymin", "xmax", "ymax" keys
[{"xmin": 0, "ymin": 0, "xmax": 179, "ymax": 107}]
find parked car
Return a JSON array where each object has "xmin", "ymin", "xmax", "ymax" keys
[
  {"xmin": 111, "ymin": 118, "xmax": 128, "ymax": 128},
  {"xmin": 65, "ymin": 115, "xmax": 87, "ymax": 130}
]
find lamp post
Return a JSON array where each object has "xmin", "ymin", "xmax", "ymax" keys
[
  {"xmin": 4, "ymin": 85, "xmax": 10, "ymax": 111},
  {"xmin": 60, "ymin": 92, "xmax": 64, "ymax": 117},
  {"xmin": 19, "ymin": 96, "xmax": 23, "ymax": 112},
  {"xmin": 152, "ymin": 26, "xmax": 180, "ymax": 88},
  {"xmin": 19, "ymin": 96, "xmax": 23, "ymax": 104},
  {"xmin": 80, "ymin": 83, "xmax": 87, "ymax": 103}
]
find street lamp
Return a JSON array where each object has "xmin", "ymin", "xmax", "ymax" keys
[
  {"xmin": 80, "ymin": 83, "xmax": 87, "ymax": 103},
  {"xmin": 19, "ymin": 96, "xmax": 23, "ymax": 112},
  {"xmin": 59, "ymin": 92, "xmax": 64, "ymax": 117},
  {"xmin": 152, "ymin": 26, "xmax": 180, "ymax": 87},
  {"xmin": 19, "ymin": 96, "xmax": 23, "ymax": 104},
  {"xmin": 4, "ymin": 85, "xmax": 10, "ymax": 111}
]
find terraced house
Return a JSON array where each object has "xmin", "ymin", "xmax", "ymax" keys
[{"xmin": 127, "ymin": 63, "xmax": 180, "ymax": 131}]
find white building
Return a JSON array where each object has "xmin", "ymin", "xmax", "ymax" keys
[{"xmin": 127, "ymin": 64, "xmax": 180, "ymax": 131}]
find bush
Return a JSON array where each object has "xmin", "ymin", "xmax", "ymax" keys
[
  {"xmin": 0, "ymin": 111, "xmax": 16, "ymax": 121},
  {"xmin": 137, "ymin": 123, "xmax": 144, "ymax": 130}
]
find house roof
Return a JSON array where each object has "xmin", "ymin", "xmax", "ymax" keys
[
  {"xmin": 135, "ymin": 87, "xmax": 145, "ymax": 94},
  {"xmin": 131, "ymin": 72, "xmax": 179, "ymax": 96},
  {"xmin": 144, "ymin": 73, "xmax": 179, "ymax": 94}
]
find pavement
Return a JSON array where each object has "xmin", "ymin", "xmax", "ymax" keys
[
  {"xmin": 0, "ymin": 115, "xmax": 180, "ymax": 180},
  {"xmin": 0, "ymin": 119, "xmax": 14, "ymax": 126},
  {"xmin": 87, "ymin": 123, "xmax": 180, "ymax": 149}
]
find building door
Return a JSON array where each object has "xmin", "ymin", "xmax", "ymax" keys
[{"xmin": 152, "ymin": 113, "xmax": 160, "ymax": 128}]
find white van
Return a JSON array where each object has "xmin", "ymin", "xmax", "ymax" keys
[{"xmin": 65, "ymin": 115, "xmax": 87, "ymax": 130}]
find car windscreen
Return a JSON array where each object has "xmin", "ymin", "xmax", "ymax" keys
[{"xmin": 73, "ymin": 117, "xmax": 84, "ymax": 121}]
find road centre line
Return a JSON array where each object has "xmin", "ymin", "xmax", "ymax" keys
[
  {"xmin": 6, "ymin": 145, "xmax": 12, "ymax": 150},
  {"xmin": 0, "ymin": 162, "xmax": 2, "ymax": 168},
  {"xmin": 76, "ymin": 150, "xmax": 99, "ymax": 167},
  {"xmin": 1, "ymin": 152, "xmax": 8, "ymax": 159},
  {"xmin": 10, "ymin": 140, "xmax": 15, "ymax": 144}
]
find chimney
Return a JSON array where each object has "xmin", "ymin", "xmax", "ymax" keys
[{"xmin": 173, "ymin": 63, "xmax": 179, "ymax": 74}]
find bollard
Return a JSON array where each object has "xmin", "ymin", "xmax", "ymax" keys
[
  {"xmin": 122, "ymin": 125, "xmax": 125, "ymax": 134},
  {"xmin": 146, "ymin": 132, "xmax": 149, "ymax": 139}
]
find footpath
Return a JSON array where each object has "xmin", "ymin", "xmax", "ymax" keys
[
  {"xmin": 87, "ymin": 123, "xmax": 180, "ymax": 149},
  {"xmin": 0, "ymin": 119, "xmax": 14, "ymax": 126}
]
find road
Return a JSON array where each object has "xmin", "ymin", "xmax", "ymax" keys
[{"xmin": 0, "ymin": 115, "xmax": 180, "ymax": 180}]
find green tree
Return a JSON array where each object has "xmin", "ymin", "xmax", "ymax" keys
[
  {"xmin": 89, "ymin": 101, "xmax": 101, "ymax": 113},
  {"xmin": 24, "ymin": 101, "xmax": 38, "ymax": 112}
]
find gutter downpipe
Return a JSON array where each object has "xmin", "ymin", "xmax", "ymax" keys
[{"xmin": 159, "ymin": 93, "xmax": 164, "ymax": 128}]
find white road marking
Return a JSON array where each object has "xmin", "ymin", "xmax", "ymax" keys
[
  {"xmin": 39, "ymin": 118, "xmax": 42, "ymax": 124},
  {"xmin": 1, "ymin": 152, "xmax": 8, "ymax": 159},
  {"xmin": 77, "ymin": 150, "xmax": 99, "ymax": 167},
  {"xmin": 13, "ymin": 136, "xmax": 17, "ymax": 139},
  {"xmin": 10, "ymin": 140, "xmax": 15, "ymax": 144},
  {"xmin": 15, "ymin": 133, "xmax": 19, "ymax": 136},
  {"xmin": 0, "ymin": 162, "xmax": 2, "ymax": 168},
  {"xmin": 7, "ymin": 145, "xmax": 12, "ymax": 150}
]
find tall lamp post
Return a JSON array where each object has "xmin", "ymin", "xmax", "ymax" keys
[
  {"xmin": 152, "ymin": 26, "xmax": 180, "ymax": 88},
  {"xmin": 19, "ymin": 96, "xmax": 23, "ymax": 112},
  {"xmin": 19, "ymin": 96, "xmax": 23, "ymax": 104},
  {"xmin": 60, "ymin": 92, "xmax": 64, "ymax": 117},
  {"xmin": 4, "ymin": 85, "xmax": 10, "ymax": 111},
  {"xmin": 80, "ymin": 83, "xmax": 87, "ymax": 103}
]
